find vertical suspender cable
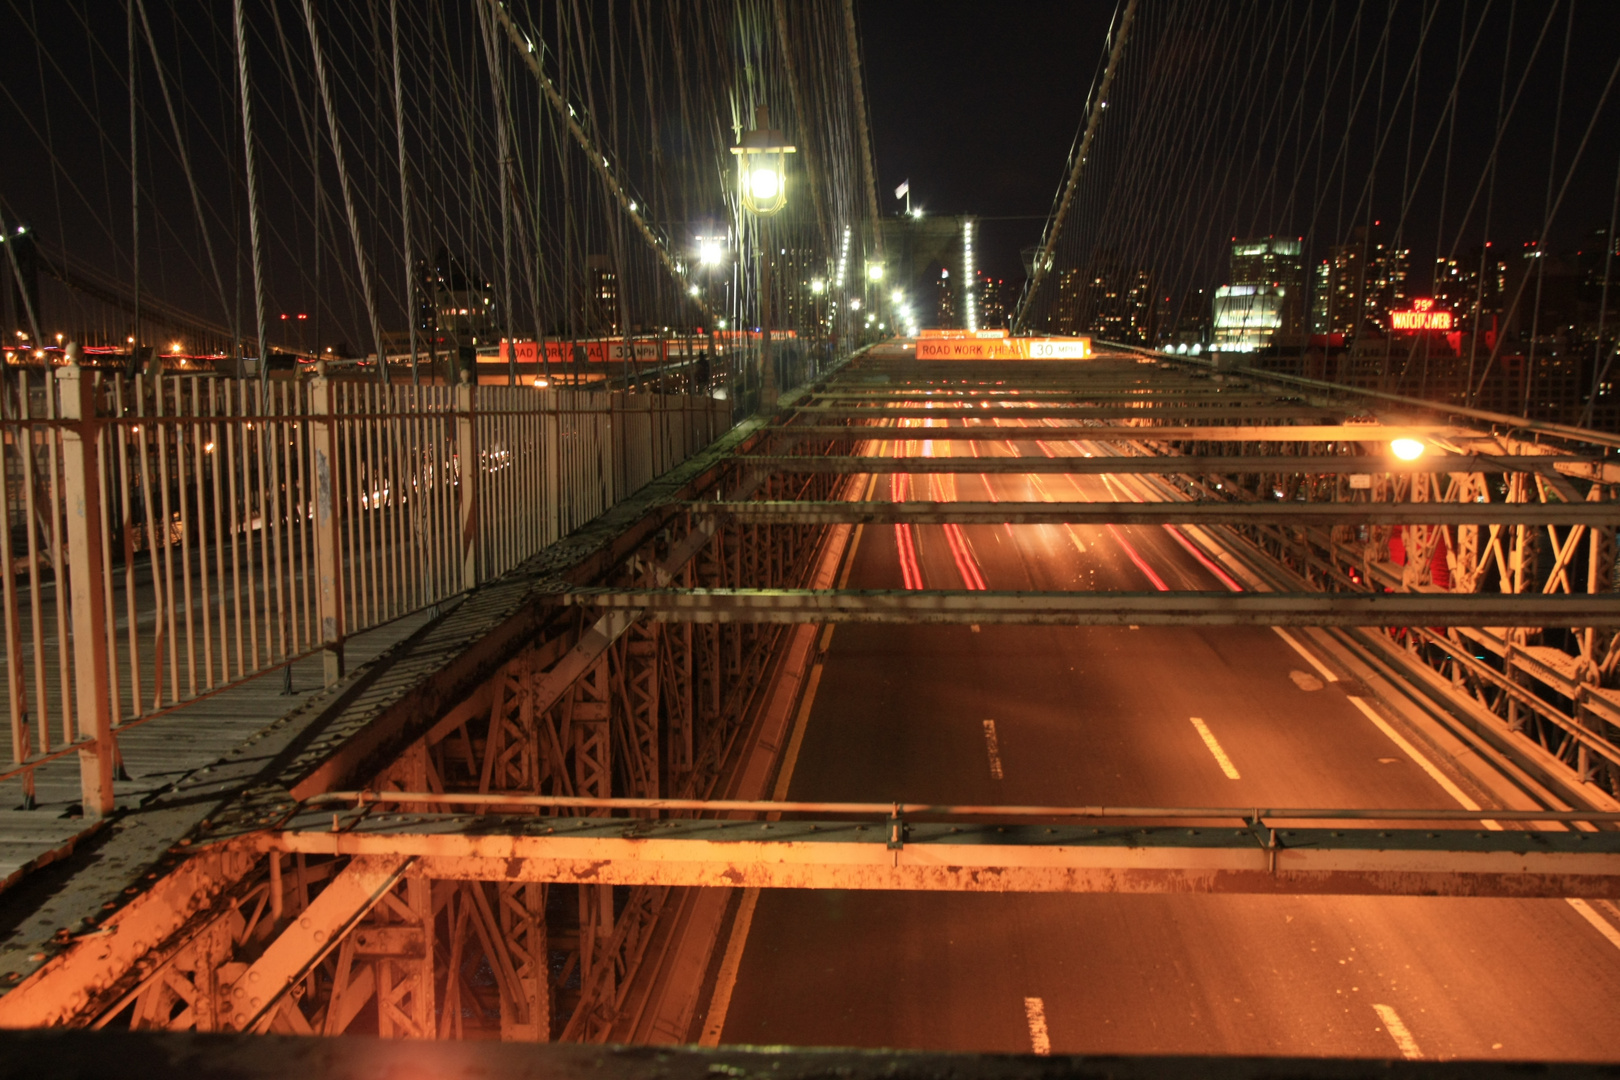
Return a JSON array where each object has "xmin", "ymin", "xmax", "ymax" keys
[
  {"xmin": 389, "ymin": 0, "xmax": 419, "ymax": 384},
  {"xmin": 477, "ymin": 0, "xmax": 516, "ymax": 385},
  {"xmin": 302, "ymin": 0, "xmax": 388, "ymax": 382},
  {"xmin": 841, "ymin": 0, "xmax": 883, "ymax": 262},
  {"xmin": 234, "ymin": 0, "xmax": 271, "ymax": 386},
  {"xmin": 1523, "ymin": 0, "xmax": 1575, "ymax": 414},
  {"xmin": 1013, "ymin": 0, "xmax": 1139, "ymax": 333},
  {"xmin": 128, "ymin": 0, "xmax": 140, "ymax": 373},
  {"xmin": 1578, "ymin": 150, "xmax": 1620, "ymax": 428},
  {"xmin": 135, "ymin": 0, "xmax": 239, "ymax": 357}
]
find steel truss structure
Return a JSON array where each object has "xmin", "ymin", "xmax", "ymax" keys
[{"xmin": 5, "ymin": 347, "xmax": 1620, "ymax": 1045}]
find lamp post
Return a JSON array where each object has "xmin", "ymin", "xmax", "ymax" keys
[{"xmin": 731, "ymin": 105, "xmax": 794, "ymax": 412}]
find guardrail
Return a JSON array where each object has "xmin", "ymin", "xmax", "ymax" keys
[{"xmin": 0, "ymin": 363, "xmax": 731, "ymax": 814}]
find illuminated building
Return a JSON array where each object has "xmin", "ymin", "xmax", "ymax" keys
[
  {"xmin": 1228, "ymin": 236, "xmax": 1305, "ymax": 337},
  {"xmin": 1212, "ymin": 284, "xmax": 1285, "ymax": 351},
  {"xmin": 1054, "ymin": 253, "xmax": 1154, "ymax": 343},
  {"xmin": 1433, "ymin": 248, "xmax": 1507, "ymax": 335},
  {"xmin": 586, "ymin": 255, "xmax": 620, "ymax": 335},
  {"xmin": 1052, "ymin": 268, "xmax": 1083, "ymax": 335},
  {"xmin": 416, "ymin": 250, "xmax": 496, "ymax": 357},
  {"xmin": 977, "ymin": 273, "xmax": 1007, "ymax": 329},
  {"xmin": 1308, "ymin": 225, "xmax": 1408, "ymax": 338},
  {"xmin": 936, "ymin": 268, "xmax": 956, "ymax": 327}
]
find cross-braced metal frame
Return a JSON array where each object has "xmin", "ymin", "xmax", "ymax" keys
[{"xmin": 8, "ymin": 347, "xmax": 1620, "ymax": 1044}]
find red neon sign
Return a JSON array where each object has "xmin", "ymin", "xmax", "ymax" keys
[{"xmin": 1390, "ymin": 297, "xmax": 1453, "ymax": 331}]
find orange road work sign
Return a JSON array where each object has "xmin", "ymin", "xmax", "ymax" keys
[{"xmin": 914, "ymin": 335, "xmax": 1092, "ymax": 360}]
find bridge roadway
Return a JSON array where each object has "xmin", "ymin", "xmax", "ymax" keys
[{"xmin": 717, "ymin": 414, "xmax": 1620, "ymax": 1058}]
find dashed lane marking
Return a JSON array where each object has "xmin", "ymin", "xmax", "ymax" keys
[
  {"xmin": 983, "ymin": 720, "xmax": 1004, "ymax": 780},
  {"xmin": 1373, "ymin": 1003, "xmax": 1423, "ymax": 1059},
  {"xmin": 1023, "ymin": 997, "xmax": 1051, "ymax": 1055},
  {"xmin": 1189, "ymin": 716, "xmax": 1241, "ymax": 779}
]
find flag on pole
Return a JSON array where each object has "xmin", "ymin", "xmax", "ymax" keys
[{"xmin": 894, "ymin": 180, "xmax": 910, "ymax": 200}]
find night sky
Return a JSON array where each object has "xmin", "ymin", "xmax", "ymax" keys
[
  {"xmin": 856, "ymin": 2, "xmax": 1119, "ymax": 284},
  {"xmin": 856, "ymin": 0, "xmax": 1620, "ymax": 297}
]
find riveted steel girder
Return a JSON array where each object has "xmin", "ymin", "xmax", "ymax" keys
[
  {"xmin": 773, "ymin": 425, "xmax": 1464, "ymax": 442},
  {"xmin": 697, "ymin": 500, "xmax": 1620, "ymax": 527},
  {"xmin": 259, "ymin": 815, "xmax": 1620, "ymax": 899},
  {"xmin": 550, "ymin": 586, "xmax": 1620, "ymax": 627},
  {"xmin": 736, "ymin": 453, "xmax": 1598, "ymax": 475}
]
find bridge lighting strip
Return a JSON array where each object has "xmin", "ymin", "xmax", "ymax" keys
[{"xmin": 963, "ymin": 218, "xmax": 977, "ymax": 331}]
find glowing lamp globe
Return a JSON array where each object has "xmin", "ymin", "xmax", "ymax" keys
[
  {"xmin": 748, "ymin": 167, "xmax": 781, "ymax": 202},
  {"xmin": 1390, "ymin": 438, "xmax": 1425, "ymax": 462},
  {"xmin": 730, "ymin": 105, "xmax": 795, "ymax": 216}
]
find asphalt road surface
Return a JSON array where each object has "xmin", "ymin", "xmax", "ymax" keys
[{"xmin": 717, "ymin": 417, "xmax": 1620, "ymax": 1059}]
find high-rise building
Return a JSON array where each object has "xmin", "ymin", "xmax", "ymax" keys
[
  {"xmin": 1309, "ymin": 226, "xmax": 1409, "ymax": 338},
  {"xmin": 1051, "ymin": 268, "xmax": 1084, "ymax": 335},
  {"xmin": 1229, "ymin": 237, "xmax": 1305, "ymax": 336},
  {"xmin": 977, "ymin": 272, "xmax": 1008, "ymax": 329},
  {"xmin": 935, "ymin": 268, "xmax": 957, "ymax": 327},
  {"xmin": 416, "ymin": 249, "xmax": 496, "ymax": 352},
  {"xmin": 1212, "ymin": 285, "xmax": 1286, "ymax": 351},
  {"xmin": 586, "ymin": 255, "xmax": 619, "ymax": 334},
  {"xmin": 1058, "ymin": 254, "xmax": 1153, "ymax": 342},
  {"xmin": 1432, "ymin": 248, "xmax": 1507, "ymax": 336}
]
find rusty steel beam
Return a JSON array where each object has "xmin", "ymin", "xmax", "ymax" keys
[
  {"xmin": 736, "ymin": 453, "xmax": 1559, "ymax": 475},
  {"xmin": 696, "ymin": 500, "xmax": 1619, "ymax": 527},
  {"xmin": 260, "ymin": 816, "xmax": 1620, "ymax": 899},
  {"xmin": 222, "ymin": 854, "xmax": 413, "ymax": 1033},
  {"xmin": 790, "ymin": 405, "xmax": 1308, "ymax": 419},
  {"xmin": 772, "ymin": 425, "xmax": 1463, "ymax": 442},
  {"xmin": 549, "ymin": 586, "xmax": 1620, "ymax": 627},
  {"xmin": 787, "ymin": 404, "xmax": 1351, "ymax": 420}
]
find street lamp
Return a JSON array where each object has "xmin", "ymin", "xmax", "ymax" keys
[
  {"xmin": 731, "ymin": 106, "xmax": 795, "ymax": 217},
  {"xmin": 1390, "ymin": 438, "xmax": 1425, "ymax": 462},
  {"xmin": 697, "ymin": 236, "xmax": 725, "ymax": 267},
  {"xmin": 731, "ymin": 105, "xmax": 795, "ymax": 411}
]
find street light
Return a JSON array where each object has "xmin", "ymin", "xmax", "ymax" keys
[
  {"xmin": 731, "ymin": 105, "xmax": 795, "ymax": 412},
  {"xmin": 1390, "ymin": 438, "xmax": 1426, "ymax": 462},
  {"xmin": 730, "ymin": 105, "xmax": 795, "ymax": 217},
  {"xmin": 867, "ymin": 263, "xmax": 885, "ymax": 283}
]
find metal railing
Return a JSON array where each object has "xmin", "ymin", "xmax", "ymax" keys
[{"xmin": 1, "ymin": 364, "xmax": 732, "ymax": 813}]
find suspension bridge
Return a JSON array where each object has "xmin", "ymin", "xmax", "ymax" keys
[{"xmin": 1, "ymin": 1, "xmax": 1619, "ymax": 1073}]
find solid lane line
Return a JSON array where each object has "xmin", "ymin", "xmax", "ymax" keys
[
  {"xmin": 983, "ymin": 719, "xmax": 1004, "ymax": 780},
  {"xmin": 699, "ymin": 889, "xmax": 760, "ymax": 1047},
  {"xmin": 1288, "ymin": 629, "xmax": 1620, "ymax": 953},
  {"xmin": 1273, "ymin": 627, "xmax": 1341, "ymax": 683},
  {"xmin": 1189, "ymin": 716, "xmax": 1241, "ymax": 779},
  {"xmin": 1023, "ymin": 996, "xmax": 1051, "ymax": 1055},
  {"xmin": 1566, "ymin": 898, "xmax": 1620, "ymax": 952},
  {"xmin": 1373, "ymin": 1003, "xmax": 1423, "ymax": 1059},
  {"xmin": 1343, "ymin": 695, "xmax": 1501, "ymax": 830}
]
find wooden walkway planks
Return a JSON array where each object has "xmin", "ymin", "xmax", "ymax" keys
[{"xmin": 0, "ymin": 608, "xmax": 435, "ymax": 896}]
